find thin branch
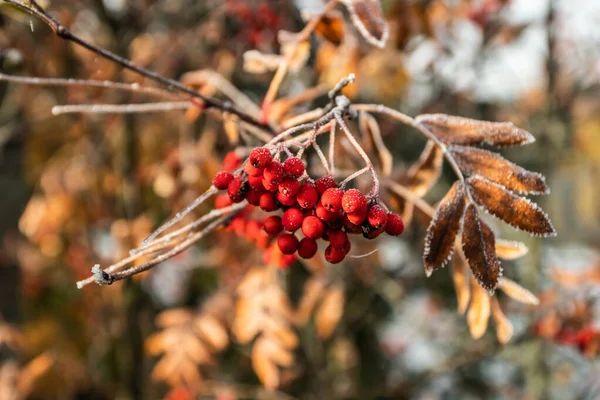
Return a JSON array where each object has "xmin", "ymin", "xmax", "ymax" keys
[
  {"xmin": 4, "ymin": 0, "xmax": 273, "ymax": 133},
  {"xmin": 51, "ymin": 101, "xmax": 192, "ymax": 115}
]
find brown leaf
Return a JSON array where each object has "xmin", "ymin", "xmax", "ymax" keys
[
  {"xmin": 495, "ymin": 239, "xmax": 529, "ymax": 260},
  {"xmin": 449, "ymin": 145, "xmax": 549, "ymax": 194},
  {"xmin": 497, "ymin": 277, "xmax": 540, "ymax": 305},
  {"xmin": 342, "ymin": 0, "xmax": 389, "ymax": 48},
  {"xmin": 423, "ymin": 181, "xmax": 466, "ymax": 276},
  {"xmin": 452, "ymin": 251, "xmax": 471, "ymax": 315},
  {"xmin": 491, "ymin": 297, "xmax": 513, "ymax": 344},
  {"xmin": 467, "ymin": 277, "xmax": 491, "ymax": 339},
  {"xmin": 315, "ymin": 285, "xmax": 345, "ymax": 340},
  {"xmin": 416, "ymin": 114, "xmax": 535, "ymax": 147},
  {"xmin": 294, "ymin": 278, "xmax": 326, "ymax": 326},
  {"xmin": 406, "ymin": 141, "xmax": 444, "ymax": 196},
  {"xmin": 467, "ymin": 176, "xmax": 557, "ymax": 237},
  {"xmin": 314, "ymin": 11, "xmax": 345, "ymax": 45},
  {"xmin": 252, "ymin": 342, "xmax": 280, "ymax": 390},
  {"xmin": 194, "ymin": 315, "xmax": 229, "ymax": 352},
  {"xmin": 461, "ymin": 204, "xmax": 502, "ymax": 293}
]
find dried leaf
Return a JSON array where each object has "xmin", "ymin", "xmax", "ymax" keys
[
  {"xmin": 423, "ymin": 181, "xmax": 466, "ymax": 276},
  {"xmin": 252, "ymin": 343, "xmax": 280, "ymax": 390},
  {"xmin": 360, "ymin": 112, "xmax": 393, "ymax": 176},
  {"xmin": 461, "ymin": 204, "xmax": 502, "ymax": 294},
  {"xmin": 342, "ymin": 0, "xmax": 389, "ymax": 48},
  {"xmin": 294, "ymin": 278, "xmax": 326, "ymax": 326},
  {"xmin": 314, "ymin": 11, "xmax": 345, "ymax": 45},
  {"xmin": 156, "ymin": 309, "xmax": 193, "ymax": 328},
  {"xmin": 16, "ymin": 353, "xmax": 53, "ymax": 395},
  {"xmin": 467, "ymin": 176, "xmax": 557, "ymax": 237},
  {"xmin": 416, "ymin": 114, "xmax": 536, "ymax": 147},
  {"xmin": 279, "ymin": 31, "xmax": 310, "ymax": 73},
  {"xmin": 243, "ymin": 50, "xmax": 281, "ymax": 74},
  {"xmin": 315, "ymin": 285, "xmax": 345, "ymax": 340},
  {"xmin": 495, "ymin": 239, "xmax": 529, "ymax": 260},
  {"xmin": 223, "ymin": 118, "xmax": 239, "ymax": 145},
  {"xmin": 406, "ymin": 141, "xmax": 444, "ymax": 196},
  {"xmin": 450, "ymin": 145, "xmax": 548, "ymax": 194},
  {"xmin": 467, "ymin": 278, "xmax": 491, "ymax": 339},
  {"xmin": 452, "ymin": 251, "xmax": 471, "ymax": 315},
  {"xmin": 194, "ymin": 315, "xmax": 229, "ymax": 351},
  {"xmin": 497, "ymin": 277, "xmax": 540, "ymax": 305},
  {"xmin": 254, "ymin": 337, "xmax": 294, "ymax": 368},
  {"xmin": 263, "ymin": 315, "xmax": 299, "ymax": 350},
  {"xmin": 491, "ymin": 297, "xmax": 513, "ymax": 344}
]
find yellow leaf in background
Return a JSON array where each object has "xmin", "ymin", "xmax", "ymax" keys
[{"xmin": 467, "ymin": 278, "xmax": 491, "ymax": 339}]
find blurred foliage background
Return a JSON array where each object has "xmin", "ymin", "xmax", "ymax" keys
[{"xmin": 0, "ymin": 0, "xmax": 600, "ymax": 399}]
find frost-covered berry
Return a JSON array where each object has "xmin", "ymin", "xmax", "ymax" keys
[
  {"xmin": 321, "ymin": 187, "xmax": 344, "ymax": 212},
  {"xmin": 297, "ymin": 238, "xmax": 318, "ymax": 259},
  {"xmin": 315, "ymin": 203, "xmax": 342, "ymax": 223},
  {"xmin": 283, "ymin": 157, "xmax": 305, "ymax": 178},
  {"xmin": 249, "ymin": 147, "xmax": 272, "ymax": 168},
  {"xmin": 342, "ymin": 189, "xmax": 367, "ymax": 214},
  {"xmin": 263, "ymin": 161, "xmax": 285, "ymax": 184},
  {"xmin": 263, "ymin": 215, "xmax": 283, "ymax": 235},
  {"xmin": 324, "ymin": 243, "xmax": 349, "ymax": 264},
  {"xmin": 385, "ymin": 213, "xmax": 404, "ymax": 236},
  {"xmin": 245, "ymin": 162, "xmax": 264, "ymax": 177},
  {"xmin": 213, "ymin": 171, "xmax": 234, "ymax": 190},
  {"xmin": 282, "ymin": 208, "xmax": 304, "ymax": 232},
  {"xmin": 227, "ymin": 177, "xmax": 249, "ymax": 203},
  {"xmin": 315, "ymin": 176, "xmax": 337, "ymax": 194},
  {"xmin": 346, "ymin": 209, "xmax": 367, "ymax": 225},
  {"xmin": 278, "ymin": 178, "xmax": 301, "ymax": 197},
  {"xmin": 362, "ymin": 224, "xmax": 385, "ymax": 239},
  {"xmin": 302, "ymin": 215, "xmax": 324, "ymax": 239},
  {"xmin": 367, "ymin": 204, "xmax": 388, "ymax": 228},
  {"xmin": 246, "ymin": 188, "xmax": 263, "ymax": 206},
  {"xmin": 296, "ymin": 183, "xmax": 319, "ymax": 209},
  {"xmin": 248, "ymin": 175, "xmax": 265, "ymax": 190},
  {"xmin": 277, "ymin": 233, "xmax": 299, "ymax": 255},
  {"xmin": 277, "ymin": 191, "xmax": 297, "ymax": 206}
]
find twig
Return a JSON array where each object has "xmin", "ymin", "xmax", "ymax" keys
[
  {"xmin": 51, "ymin": 101, "xmax": 192, "ymax": 115},
  {"xmin": 4, "ymin": 0, "xmax": 273, "ymax": 133}
]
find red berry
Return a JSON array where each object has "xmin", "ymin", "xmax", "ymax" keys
[
  {"xmin": 262, "ymin": 177, "xmax": 278, "ymax": 192},
  {"xmin": 263, "ymin": 215, "xmax": 283, "ymax": 235},
  {"xmin": 283, "ymin": 157, "xmax": 305, "ymax": 178},
  {"xmin": 213, "ymin": 171, "xmax": 234, "ymax": 190},
  {"xmin": 325, "ymin": 244, "xmax": 348, "ymax": 264},
  {"xmin": 315, "ymin": 203, "xmax": 343, "ymax": 223},
  {"xmin": 362, "ymin": 224, "xmax": 385, "ymax": 239},
  {"xmin": 227, "ymin": 177, "xmax": 249, "ymax": 203},
  {"xmin": 282, "ymin": 208, "xmax": 304, "ymax": 232},
  {"xmin": 259, "ymin": 192, "xmax": 279, "ymax": 211},
  {"xmin": 256, "ymin": 230, "xmax": 271, "ymax": 249},
  {"xmin": 296, "ymin": 183, "xmax": 319, "ymax": 209},
  {"xmin": 279, "ymin": 254, "xmax": 296, "ymax": 269},
  {"xmin": 245, "ymin": 162, "xmax": 264, "ymax": 177},
  {"xmin": 367, "ymin": 204, "xmax": 388, "ymax": 228},
  {"xmin": 248, "ymin": 175, "xmax": 265, "ymax": 190},
  {"xmin": 229, "ymin": 216, "xmax": 246, "ymax": 236},
  {"xmin": 346, "ymin": 208, "xmax": 367, "ymax": 225},
  {"xmin": 302, "ymin": 216, "xmax": 324, "ymax": 239},
  {"xmin": 249, "ymin": 147, "xmax": 272, "ymax": 168},
  {"xmin": 343, "ymin": 217, "xmax": 363, "ymax": 234},
  {"xmin": 278, "ymin": 178, "xmax": 301, "ymax": 197},
  {"xmin": 342, "ymin": 189, "xmax": 367, "ymax": 214},
  {"xmin": 315, "ymin": 176, "xmax": 337, "ymax": 194},
  {"xmin": 277, "ymin": 192, "xmax": 297, "ymax": 206},
  {"xmin": 328, "ymin": 229, "xmax": 348, "ymax": 249},
  {"xmin": 245, "ymin": 219, "xmax": 263, "ymax": 240},
  {"xmin": 321, "ymin": 187, "xmax": 344, "ymax": 212},
  {"xmin": 246, "ymin": 188, "xmax": 263, "ymax": 206},
  {"xmin": 223, "ymin": 152, "xmax": 241, "ymax": 171},
  {"xmin": 385, "ymin": 213, "xmax": 404, "ymax": 236},
  {"xmin": 277, "ymin": 233, "xmax": 299, "ymax": 254},
  {"xmin": 298, "ymin": 238, "xmax": 318, "ymax": 259},
  {"xmin": 215, "ymin": 193, "xmax": 233, "ymax": 209},
  {"xmin": 263, "ymin": 161, "xmax": 285, "ymax": 183}
]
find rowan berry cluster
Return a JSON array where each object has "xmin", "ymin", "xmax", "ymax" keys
[{"xmin": 212, "ymin": 147, "xmax": 404, "ymax": 267}]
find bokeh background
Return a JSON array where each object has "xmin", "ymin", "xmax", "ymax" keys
[{"xmin": 1, "ymin": 0, "xmax": 600, "ymax": 399}]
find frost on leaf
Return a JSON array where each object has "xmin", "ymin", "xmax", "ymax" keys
[
  {"xmin": 461, "ymin": 204, "xmax": 502, "ymax": 294},
  {"xmin": 467, "ymin": 176, "xmax": 557, "ymax": 237},
  {"xmin": 405, "ymin": 140, "xmax": 444, "ymax": 197},
  {"xmin": 497, "ymin": 277, "xmax": 540, "ymax": 305},
  {"xmin": 423, "ymin": 181, "xmax": 466, "ymax": 277},
  {"xmin": 495, "ymin": 239, "xmax": 529, "ymax": 260},
  {"xmin": 342, "ymin": 0, "xmax": 389, "ymax": 48},
  {"xmin": 416, "ymin": 114, "xmax": 536, "ymax": 147},
  {"xmin": 450, "ymin": 145, "xmax": 549, "ymax": 195}
]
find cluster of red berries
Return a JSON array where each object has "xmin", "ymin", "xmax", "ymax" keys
[{"xmin": 212, "ymin": 147, "xmax": 404, "ymax": 267}]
